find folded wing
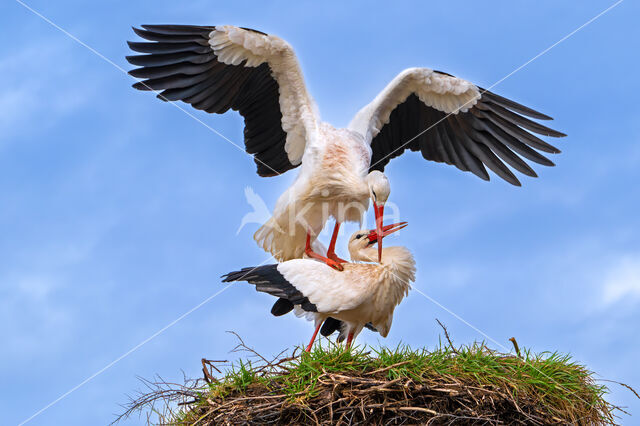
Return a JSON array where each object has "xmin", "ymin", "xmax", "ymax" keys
[{"xmin": 222, "ymin": 260, "xmax": 367, "ymax": 314}]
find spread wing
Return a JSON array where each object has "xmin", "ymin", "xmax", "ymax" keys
[
  {"xmin": 349, "ymin": 68, "xmax": 566, "ymax": 186},
  {"xmin": 127, "ymin": 25, "xmax": 318, "ymax": 177}
]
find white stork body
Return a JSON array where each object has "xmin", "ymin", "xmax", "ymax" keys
[
  {"xmin": 223, "ymin": 226, "xmax": 415, "ymax": 349},
  {"xmin": 255, "ymin": 124, "xmax": 373, "ymax": 261},
  {"xmin": 128, "ymin": 25, "xmax": 565, "ymax": 266}
]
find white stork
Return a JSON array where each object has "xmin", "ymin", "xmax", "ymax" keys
[
  {"xmin": 222, "ymin": 222, "xmax": 414, "ymax": 351},
  {"xmin": 127, "ymin": 25, "xmax": 565, "ymax": 269}
]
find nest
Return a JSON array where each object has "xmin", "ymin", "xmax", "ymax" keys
[{"xmin": 116, "ymin": 333, "xmax": 635, "ymax": 425}]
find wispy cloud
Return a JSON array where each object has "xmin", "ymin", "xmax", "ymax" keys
[
  {"xmin": 0, "ymin": 40, "xmax": 94, "ymax": 146},
  {"xmin": 0, "ymin": 217, "xmax": 114, "ymax": 362},
  {"xmin": 602, "ymin": 254, "xmax": 640, "ymax": 306},
  {"xmin": 0, "ymin": 274, "xmax": 72, "ymax": 360}
]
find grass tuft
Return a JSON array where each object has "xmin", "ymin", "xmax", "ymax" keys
[{"xmin": 117, "ymin": 340, "xmax": 634, "ymax": 425}]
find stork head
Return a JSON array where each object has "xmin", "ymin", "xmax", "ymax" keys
[
  {"xmin": 365, "ymin": 170, "xmax": 390, "ymax": 262},
  {"xmin": 348, "ymin": 222, "xmax": 407, "ymax": 262}
]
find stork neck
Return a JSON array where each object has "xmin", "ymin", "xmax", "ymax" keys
[
  {"xmin": 351, "ymin": 245, "xmax": 410, "ymax": 267},
  {"xmin": 349, "ymin": 245, "xmax": 377, "ymax": 262}
]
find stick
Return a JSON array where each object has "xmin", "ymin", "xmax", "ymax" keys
[{"xmin": 436, "ymin": 319, "xmax": 459, "ymax": 355}]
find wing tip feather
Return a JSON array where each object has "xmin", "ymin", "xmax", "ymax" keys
[{"xmin": 131, "ymin": 81, "xmax": 151, "ymax": 91}]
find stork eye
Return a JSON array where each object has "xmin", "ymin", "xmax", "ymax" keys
[
  {"xmin": 372, "ymin": 190, "xmax": 377, "ymax": 200},
  {"xmin": 355, "ymin": 234, "xmax": 364, "ymax": 239}
]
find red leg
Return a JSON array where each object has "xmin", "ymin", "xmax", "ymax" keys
[
  {"xmin": 305, "ymin": 321, "xmax": 323, "ymax": 352},
  {"xmin": 345, "ymin": 332, "xmax": 355, "ymax": 350},
  {"xmin": 326, "ymin": 222, "xmax": 348, "ymax": 264},
  {"xmin": 305, "ymin": 232, "xmax": 344, "ymax": 271}
]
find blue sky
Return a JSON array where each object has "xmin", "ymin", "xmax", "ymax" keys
[{"xmin": 1, "ymin": 0, "xmax": 639, "ymax": 424}]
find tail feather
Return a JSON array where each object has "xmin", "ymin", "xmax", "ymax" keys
[{"xmin": 254, "ymin": 216, "xmax": 309, "ymax": 261}]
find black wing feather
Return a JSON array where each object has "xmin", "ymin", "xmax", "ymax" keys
[
  {"xmin": 127, "ymin": 25, "xmax": 297, "ymax": 177},
  {"xmin": 368, "ymin": 71, "xmax": 565, "ymax": 185},
  {"xmin": 222, "ymin": 265, "xmax": 317, "ymax": 313},
  {"xmin": 128, "ymin": 60, "xmax": 217, "ymax": 79},
  {"xmin": 271, "ymin": 298, "xmax": 294, "ymax": 316},
  {"xmin": 320, "ymin": 317, "xmax": 342, "ymax": 337},
  {"xmin": 132, "ymin": 27, "xmax": 209, "ymax": 44},
  {"xmin": 127, "ymin": 41, "xmax": 211, "ymax": 54},
  {"xmin": 321, "ymin": 318, "xmax": 379, "ymax": 342},
  {"xmin": 126, "ymin": 51, "xmax": 217, "ymax": 67},
  {"xmin": 474, "ymin": 109, "xmax": 561, "ymax": 154},
  {"xmin": 480, "ymin": 88, "xmax": 553, "ymax": 120},
  {"xmin": 141, "ymin": 24, "xmax": 215, "ymax": 36}
]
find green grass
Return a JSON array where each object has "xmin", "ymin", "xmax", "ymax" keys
[{"xmin": 162, "ymin": 341, "xmax": 618, "ymax": 424}]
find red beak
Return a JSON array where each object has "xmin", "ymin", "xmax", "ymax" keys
[
  {"xmin": 367, "ymin": 221, "xmax": 408, "ymax": 259},
  {"xmin": 373, "ymin": 203, "xmax": 384, "ymax": 262}
]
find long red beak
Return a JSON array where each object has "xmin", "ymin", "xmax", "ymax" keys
[
  {"xmin": 373, "ymin": 203, "xmax": 384, "ymax": 262},
  {"xmin": 367, "ymin": 221, "xmax": 408, "ymax": 259}
]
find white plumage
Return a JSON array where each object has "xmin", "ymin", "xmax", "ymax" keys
[
  {"xmin": 223, "ymin": 224, "xmax": 415, "ymax": 350},
  {"xmin": 253, "ymin": 126, "xmax": 389, "ymax": 264},
  {"xmin": 208, "ymin": 26, "xmax": 316, "ymax": 165},
  {"xmin": 348, "ymin": 68, "xmax": 480, "ymax": 141}
]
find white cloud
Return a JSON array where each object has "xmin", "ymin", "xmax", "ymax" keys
[
  {"xmin": 0, "ymin": 274, "xmax": 72, "ymax": 359},
  {"xmin": 0, "ymin": 88, "xmax": 38, "ymax": 130},
  {"xmin": 602, "ymin": 254, "xmax": 640, "ymax": 306},
  {"xmin": 0, "ymin": 222, "xmax": 113, "ymax": 361}
]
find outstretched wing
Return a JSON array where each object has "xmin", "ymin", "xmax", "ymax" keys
[
  {"xmin": 349, "ymin": 68, "xmax": 566, "ymax": 186},
  {"xmin": 127, "ymin": 25, "xmax": 318, "ymax": 176}
]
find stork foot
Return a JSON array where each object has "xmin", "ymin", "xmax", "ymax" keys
[
  {"xmin": 322, "ymin": 256, "xmax": 345, "ymax": 271},
  {"xmin": 305, "ymin": 248, "xmax": 345, "ymax": 271},
  {"xmin": 327, "ymin": 251, "xmax": 348, "ymax": 264},
  {"xmin": 305, "ymin": 231, "xmax": 344, "ymax": 271}
]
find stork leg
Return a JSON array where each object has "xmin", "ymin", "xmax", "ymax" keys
[
  {"xmin": 345, "ymin": 332, "xmax": 355, "ymax": 350},
  {"xmin": 326, "ymin": 222, "xmax": 348, "ymax": 264},
  {"xmin": 305, "ymin": 321, "xmax": 323, "ymax": 352},
  {"xmin": 305, "ymin": 232, "xmax": 344, "ymax": 271}
]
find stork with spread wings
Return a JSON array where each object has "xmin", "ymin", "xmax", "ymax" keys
[{"xmin": 127, "ymin": 25, "xmax": 565, "ymax": 269}]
